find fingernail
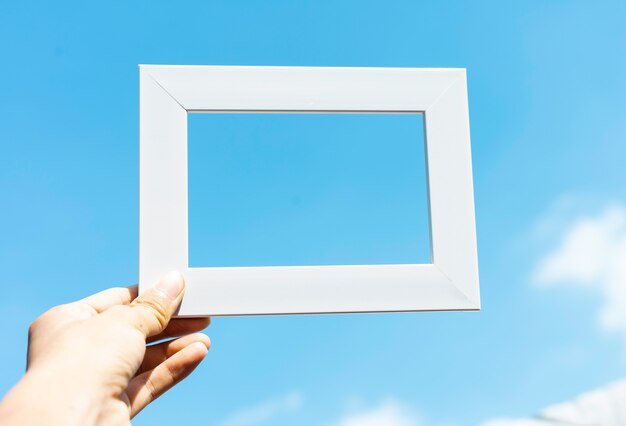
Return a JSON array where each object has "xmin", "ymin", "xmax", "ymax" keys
[
  {"xmin": 156, "ymin": 271, "xmax": 185, "ymax": 299},
  {"xmin": 190, "ymin": 341, "xmax": 209, "ymax": 355}
]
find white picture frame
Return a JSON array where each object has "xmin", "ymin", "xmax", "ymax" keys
[{"xmin": 139, "ymin": 65, "xmax": 480, "ymax": 316}]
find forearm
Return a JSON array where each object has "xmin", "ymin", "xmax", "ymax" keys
[{"xmin": 0, "ymin": 368, "xmax": 105, "ymax": 426}]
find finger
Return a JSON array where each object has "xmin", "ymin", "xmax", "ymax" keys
[
  {"xmin": 139, "ymin": 333, "xmax": 211, "ymax": 374},
  {"xmin": 79, "ymin": 286, "xmax": 138, "ymax": 314},
  {"xmin": 103, "ymin": 271, "xmax": 185, "ymax": 338},
  {"xmin": 127, "ymin": 341, "xmax": 209, "ymax": 417},
  {"xmin": 147, "ymin": 317, "xmax": 211, "ymax": 344}
]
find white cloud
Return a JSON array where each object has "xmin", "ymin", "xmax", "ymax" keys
[
  {"xmin": 334, "ymin": 399, "xmax": 421, "ymax": 426},
  {"xmin": 480, "ymin": 378, "xmax": 626, "ymax": 425},
  {"xmin": 217, "ymin": 391, "xmax": 303, "ymax": 426},
  {"xmin": 533, "ymin": 204, "xmax": 626, "ymax": 338},
  {"xmin": 481, "ymin": 420, "xmax": 548, "ymax": 426},
  {"xmin": 481, "ymin": 202, "xmax": 626, "ymax": 425}
]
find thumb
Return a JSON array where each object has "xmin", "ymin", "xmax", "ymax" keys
[{"xmin": 107, "ymin": 271, "xmax": 185, "ymax": 338}]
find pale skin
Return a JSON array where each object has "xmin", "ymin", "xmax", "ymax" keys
[{"xmin": 0, "ymin": 271, "xmax": 210, "ymax": 426}]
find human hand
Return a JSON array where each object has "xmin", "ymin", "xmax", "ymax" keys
[{"xmin": 0, "ymin": 271, "xmax": 210, "ymax": 426}]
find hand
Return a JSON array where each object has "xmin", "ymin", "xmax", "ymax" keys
[{"xmin": 0, "ymin": 272, "xmax": 210, "ymax": 426}]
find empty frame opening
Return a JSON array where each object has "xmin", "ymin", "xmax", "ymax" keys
[{"xmin": 188, "ymin": 113, "xmax": 431, "ymax": 267}]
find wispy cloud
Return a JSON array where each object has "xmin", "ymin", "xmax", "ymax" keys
[
  {"xmin": 533, "ymin": 204, "xmax": 626, "ymax": 338},
  {"xmin": 217, "ymin": 391, "xmax": 303, "ymax": 426},
  {"xmin": 334, "ymin": 399, "xmax": 422, "ymax": 426}
]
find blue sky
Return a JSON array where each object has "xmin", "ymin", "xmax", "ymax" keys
[
  {"xmin": 188, "ymin": 113, "xmax": 429, "ymax": 267},
  {"xmin": 1, "ymin": 1, "xmax": 626, "ymax": 425}
]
